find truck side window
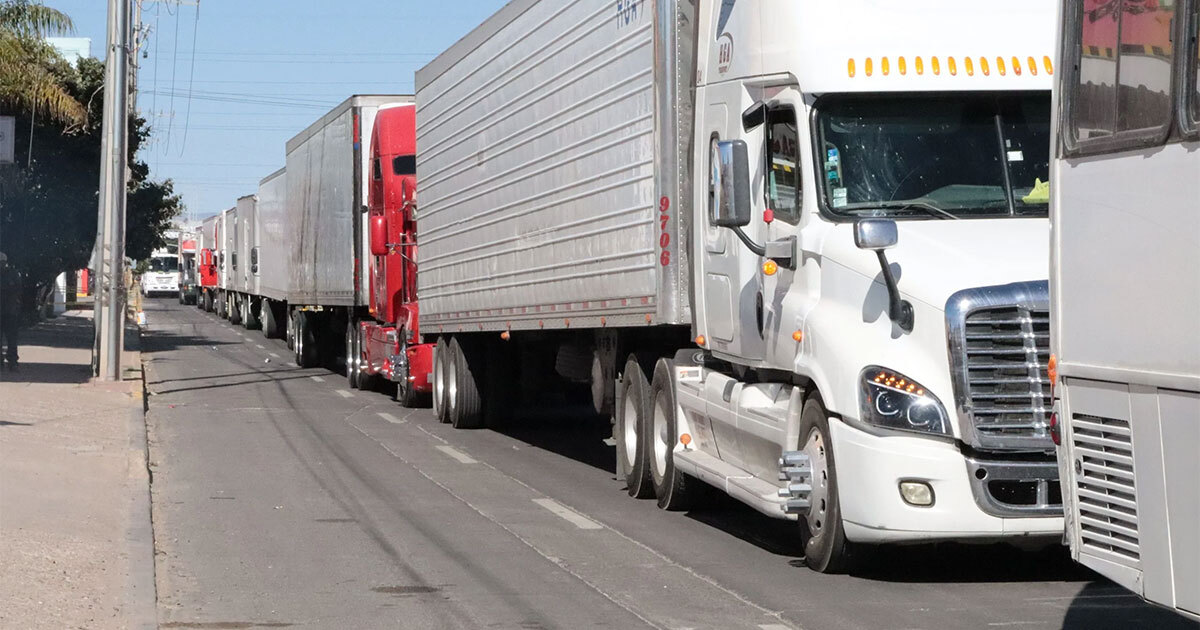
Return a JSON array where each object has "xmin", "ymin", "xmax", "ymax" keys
[
  {"xmin": 1067, "ymin": 0, "xmax": 1176, "ymax": 150},
  {"xmin": 372, "ymin": 158, "xmax": 382, "ymax": 181},
  {"xmin": 393, "ymin": 155, "xmax": 416, "ymax": 176},
  {"xmin": 766, "ymin": 108, "xmax": 801, "ymax": 223}
]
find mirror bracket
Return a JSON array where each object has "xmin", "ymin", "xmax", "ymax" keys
[
  {"xmin": 765, "ymin": 237, "xmax": 797, "ymax": 270},
  {"xmin": 874, "ymin": 250, "xmax": 914, "ymax": 332}
]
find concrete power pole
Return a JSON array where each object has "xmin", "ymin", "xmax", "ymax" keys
[{"xmin": 93, "ymin": 0, "xmax": 131, "ymax": 381}]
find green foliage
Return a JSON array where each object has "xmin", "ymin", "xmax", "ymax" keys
[
  {"xmin": 0, "ymin": 0, "xmax": 84, "ymax": 126},
  {"xmin": 1, "ymin": 53, "xmax": 184, "ymax": 301}
]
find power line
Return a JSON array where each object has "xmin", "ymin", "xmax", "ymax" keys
[{"xmin": 178, "ymin": 0, "xmax": 199, "ymax": 156}]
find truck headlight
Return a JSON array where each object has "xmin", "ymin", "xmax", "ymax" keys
[{"xmin": 858, "ymin": 367, "xmax": 950, "ymax": 437}]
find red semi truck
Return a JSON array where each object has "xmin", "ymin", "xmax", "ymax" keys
[
  {"xmin": 222, "ymin": 97, "xmax": 432, "ymax": 405},
  {"xmin": 354, "ymin": 104, "xmax": 432, "ymax": 405}
]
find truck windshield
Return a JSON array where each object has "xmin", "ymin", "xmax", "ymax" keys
[
  {"xmin": 815, "ymin": 93, "xmax": 1050, "ymax": 220},
  {"xmin": 148, "ymin": 257, "xmax": 179, "ymax": 273}
]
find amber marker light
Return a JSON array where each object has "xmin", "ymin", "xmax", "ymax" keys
[
  {"xmin": 847, "ymin": 58, "xmax": 856, "ymax": 78},
  {"xmin": 792, "ymin": 330, "xmax": 803, "ymax": 343},
  {"xmin": 680, "ymin": 433, "xmax": 692, "ymax": 447},
  {"xmin": 695, "ymin": 335, "xmax": 707, "ymax": 347},
  {"xmin": 762, "ymin": 260, "xmax": 779, "ymax": 276},
  {"xmin": 500, "ymin": 330, "xmax": 511, "ymax": 341}
]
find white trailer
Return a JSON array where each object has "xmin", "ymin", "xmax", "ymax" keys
[
  {"xmin": 230, "ymin": 194, "xmax": 260, "ymax": 329},
  {"xmin": 256, "ymin": 168, "xmax": 288, "ymax": 338},
  {"xmin": 1051, "ymin": 0, "xmax": 1199, "ymax": 619},
  {"xmin": 418, "ymin": 0, "xmax": 1063, "ymax": 572},
  {"xmin": 280, "ymin": 95, "xmax": 414, "ymax": 368},
  {"xmin": 217, "ymin": 206, "xmax": 237, "ymax": 321}
]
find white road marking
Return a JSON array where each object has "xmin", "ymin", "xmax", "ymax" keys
[
  {"xmin": 378, "ymin": 412, "xmax": 405, "ymax": 424},
  {"xmin": 759, "ymin": 625, "xmax": 793, "ymax": 630},
  {"xmin": 336, "ymin": 390, "xmax": 354, "ymax": 398},
  {"xmin": 533, "ymin": 498, "xmax": 602, "ymax": 530},
  {"xmin": 435, "ymin": 445, "xmax": 477, "ymax": 464},
  {"xmin": 310, "ymin": 376, "xmax": 325, "ymax": 383},
  {"xmin": 255, "ymin": 344, "xmax": 265, "ymax": 349},
  {"xmin": 987, "ymin": 623, "xmax": 1049, "ymax": 627},
  {"xmin": 268, "ymin": 352, "xmax": 281, "ymax": 358}
]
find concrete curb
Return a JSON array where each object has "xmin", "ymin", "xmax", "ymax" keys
[{"xmin": 123, "ymin": 324, "xmax": 158, "ymax": 629}]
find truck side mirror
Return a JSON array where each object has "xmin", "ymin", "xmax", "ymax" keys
[
  {"xmin": 711, "ymin": 140, "xmax": 752, "ymax": 228},
  {"xmin": 854, "ymin": 219, "xmax": 898, "ymax": 251},
  {"xmin": 370, "ymin": 214, "xmax": 389, "ymax": 257},
  {"xmin": 854, "ymin": 219, "xmax": 913, "ymax": 332}
]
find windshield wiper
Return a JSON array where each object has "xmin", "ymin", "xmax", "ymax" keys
[{"xmin": 841, "ymin": 200, "xmax": 960, "ymax": 220}]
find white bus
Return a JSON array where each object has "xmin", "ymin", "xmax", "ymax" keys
[{"xmin": 1051, "ymin": 0, "xmax": 1199, "ymax": 619}]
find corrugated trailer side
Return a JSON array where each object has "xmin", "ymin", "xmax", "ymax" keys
[
  {"xmin": 415, "ymin": 0, "xmax": 696, "ymax": 333},
  {"xmin": 283, "ymin": 95, "xmax": 413, "ymax": 308},
  {"xmin": 220, "ymin": 207, "xmax": 236, "ymax": 293},
  {"xmin": 235, "ymin": 194, "xmax": 256, "ymax": 295},
  {"xmin": 256, "ymin": 168, "xmax": 287, "ymax": 302}
]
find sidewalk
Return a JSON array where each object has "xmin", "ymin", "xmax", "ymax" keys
[{"xmin": 0, "ymin": 310, "xmax": 156, "ymax": 629}]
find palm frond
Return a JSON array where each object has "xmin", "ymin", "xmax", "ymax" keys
[{"xmin": 0, "ymin": 1, "xmax": 74, "ymax": 39}]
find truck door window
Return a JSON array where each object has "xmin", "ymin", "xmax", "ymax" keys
[
  {"xmin": 1186, "ymin": 0, "xmax": 1200, "ymax": 132},
  {"xmin": 1066, "ymin": 0, "xmax": 1177, "ymax": 151},
  {"xmin": 392, "ymin": 155, "xmax": 416, "ymax": 176},
  {"xmin": 767, "ymin": 108, "xmax": 801, "ymax": 224},
  {"xmin": 372, "ymin": 158, "xmax": 382, "ymax": 181}
]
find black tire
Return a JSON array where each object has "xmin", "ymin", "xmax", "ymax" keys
[
  {"xmin": 229, "ymin": 295, "xmax": 242, "ymax": 325},
  {"xmin": 617, "ymin": 355, "xmax": 655, "ymax": 499},
  {"xmin": 294, "ymin": 311, "xmax": 318, "ymax": 368},
  {"xmin": 345, "ymin": 321, "xmax": 360, "ymax": 389},
  {"xmin": 244, "ymin": 298, "xmax": 261, "ymax": 330},
  {"xmin": 204, "ymin": 291, "xmax": 213, "ymax": 313},
  {"xmin": 447, "ymin": 337, "xmax": 484, "ymax": 429},
  {"xmin": 432, "ymin": 337, "xmax": 449, "ymax": 423},
  {"xmin": 263, "ymin": 300, "xmax": 280, "ymax": 338},
  {"xmin": 650, "ymin": 358, "xmax": 699, "ymax": 510},
  {"xmin": 798, "ymin": 394, "xmax": 856, "ymax": 574}
]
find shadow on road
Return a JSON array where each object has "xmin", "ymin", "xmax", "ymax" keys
[
  {"xmin": 0, "ymin": 361, "xmax": 92, "ymax": 384},
  {"xmin": 1060, "ymin": 580, "xmax": 1197, "ymax": 629}
]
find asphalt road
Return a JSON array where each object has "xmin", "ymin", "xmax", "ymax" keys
[{"xmin": 141, "ymin": 299, "xmax": 1196, "ymax": 630}]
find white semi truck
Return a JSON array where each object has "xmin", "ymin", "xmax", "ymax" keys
[
  {"xmin": 417, "ymin": 0, "xmax": 1063, "ymax": 572},
  {"xmin": 1051, "ymin": 0, "xmax": 1199, "ymax": 619}
]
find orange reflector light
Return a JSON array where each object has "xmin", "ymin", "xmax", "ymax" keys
[
  {"xmin": 1048, "ymin": 354, "xmax": 1058, "ymax": 384},
  {"xmin": 964, "ymin": 57, "xmax": 974, "ymax": 76},
  {"xmin": 915, "ymin": 56, "xmax": 924, "ymax": 75},
  {"xmin": 500, "ymin": 330, "xmax": 511, "ymax": 341},
  {"xmin": 763, "ymin": 260, "xmax": 779, "ymax": 276},
  {"xmin": 881, "ymin": 56, "xmax": 890, "ymax": 76},
  {"xmin": 931, "ymin": 56, "xmax": 941, "ymax": 75},
  {"xmin": 695, "ymin": 335, "xmax": 707, "ymax": 347},
  {"xmin": 680, "ymin": 433, "xmax": 692, "ymax": 447},
  {"xmin": 996, "ymin": 56, "xmax": 1007, "ymax": 75},
  {"xmin": 865, "ymin": 57, "xmax": 873, "ymax": 76},
  {"xmin": 847, "ymin": 58, "xmax": 856, "ymax": 77},
  {"xmin": 898, "ymin": 56, "xmax": 907, "ymax": 75},
  {"xmin": 792, "ymin": 330, "xmax": 803, "ymax": 343},
  {"xmin": 1043, "ymin": 56, "xmax": 1054, "ymax": 75}
]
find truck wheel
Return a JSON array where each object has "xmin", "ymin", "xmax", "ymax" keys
[
  {"xmin": 263, "ymin": 301, "xmax": 279, "ymax": 338},
  {"xmin": 447, "ymin": 337, "xmax": 484, "ymax": 429},
  {"xmin": 650, "ymin": 357, "xmax": 699, "ymax": 510},
  {"xmin": 229, "ymin": 295, "xmax": 242, "ymax": 325},
  {"xmin": 798, "ymin": 394, "xmax": 856, "ymax": 574},
  {"xmin": 617, "ymin": 355, "xmax": 655, "ymax": 499},
  {"xmin": 357, "ymin": 326, "xmax": 379, "ymax": 391},
  {"xmin": 433, "ymin": 337, "xmax": 449, "ymax": 423},
  {"xmin": 345, "ymin": 322, "xmax": 361, "ymax": 389},
  {"xmin": 244, "ymin": 298, "xmax": 260, "ymax": 330},
  {"xmin": 295, "ymin": 312, "xmax": 318, "ymax": 368}
]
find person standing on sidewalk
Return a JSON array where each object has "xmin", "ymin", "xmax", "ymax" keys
[{"xmin": 0, "ymin": 252, "xmax": 21, "ymax": 371}]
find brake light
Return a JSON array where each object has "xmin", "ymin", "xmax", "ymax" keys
[{"xmin": 1049, "ymin": 412, "xmax": 1060, "ymax": 446}]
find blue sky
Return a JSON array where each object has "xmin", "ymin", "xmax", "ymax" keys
[{"xmin": 51, "ymin": 0, "xmax": 507, "ymax": 223}]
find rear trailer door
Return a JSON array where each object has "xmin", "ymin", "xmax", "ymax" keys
[{"xmin": 415, "ymin": 0, "xmax": 696, "ymax": 332}]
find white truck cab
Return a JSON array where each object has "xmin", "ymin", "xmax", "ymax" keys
[
  {"xmin": 140, "ymin": 248, "xmax": 180, "ymax": 297},
  {"xmin": 670, "ymin": 0, "xmax": 1063, "ymax": 571}
]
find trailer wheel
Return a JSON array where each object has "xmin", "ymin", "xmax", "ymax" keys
[
  {"xmin": 395, "ymin": 345, "xmax": 423, "ymax": 409},
  {"xmin": 295, "ymin": 312, "xmax": 318, "ymax": 368},
  {"xmin": 229, "ymin": 294, "xmax": 242, "ymax": 325},
  {"xmin": 262, "ymin": 300, "xmax": 280, "ymax": 338},
  {"xmin": 286, "ymin": 309, "xmax": 296, "ymax": 350},
  {"xmin": 447, "ymin": 337, "xmax": 484, "ymax": 429},
  {"xmin": 433, "ymin": 338, "xmax": 449, "ymax": 423},
  {"xmin": 617, "ymin": 355, "xmax": 655, "ymax": 499},
  {"xmin": 243, "ymin": 297, "xmax": 261, "ymax": 330},
  {"xmin": 798, "ymin": 394, "xmax": 856, "ymax": 574},
  {"xmin": 204, "ymin": 290, "xmax": 213, "ymax": 313},
  {"xmin": 650, "ymin": 357, "xmax": 699, "ymax": 510},
  {"xmin": 345, "ymin": 322, "xmax": 361, "ymax": 389}
]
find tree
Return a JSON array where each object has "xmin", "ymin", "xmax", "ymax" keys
[
  {"xmin": 0, "ymin": 0, "xmax": 85, "ymax": 126},
  {"xmin": 1, "ymin": 54, "xmax": 184, "ymax": 315}
]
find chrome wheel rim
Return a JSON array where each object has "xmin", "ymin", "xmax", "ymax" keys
[
  {"xmin": 621, "ymin": 392, "xmax": 638, "ymax": 474},
  {"xmin": 651, "ymin": 393, "xmax": 669, "ymax": 481},
  {"xmin": 803, "ymin": 427, "xmax": 830, "ymax": 537}
]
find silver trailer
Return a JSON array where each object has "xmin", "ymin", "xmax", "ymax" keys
[
  {"xmin": 235, "ymin": 194, "xmax": 258, "ymax": 296},
  {"xmin": 256, "ymin": 168, "xmax": 287, "ymax": 303},
  {"xmin": 281, "ymin": 95, "xmax": 414, "ymax": 366},
  {"xmin": 284, "ymin": 95, "xmax": 413, "ymax": 307},
  {"xmin": 415, "ymin": 0, "xmax": 696, "ymax": 426},
  {"xmin": 220, "ymin": 207, "xmax": 236, "ymax": 293},
  {"xmin": 415, "ymin": 0, "xmax": 693, "ymax": 333}
]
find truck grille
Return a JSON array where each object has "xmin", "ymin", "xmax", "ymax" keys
[
  {"xmin": 1071, "ymin": 413, "xmax": 1140, "ymax": 563},
  {"xmin": 947, "ymin": 282, "xmax": 1054, "ymax": 451}
]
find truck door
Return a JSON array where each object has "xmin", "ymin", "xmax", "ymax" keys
[{"xmin": 742, "ymin": 89, "xmax": 809, "ymax": 481}]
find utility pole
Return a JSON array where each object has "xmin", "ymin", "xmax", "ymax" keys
[{"xmin": 93, "ymin": 0, "xmax": 130, "ymax": 381}]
